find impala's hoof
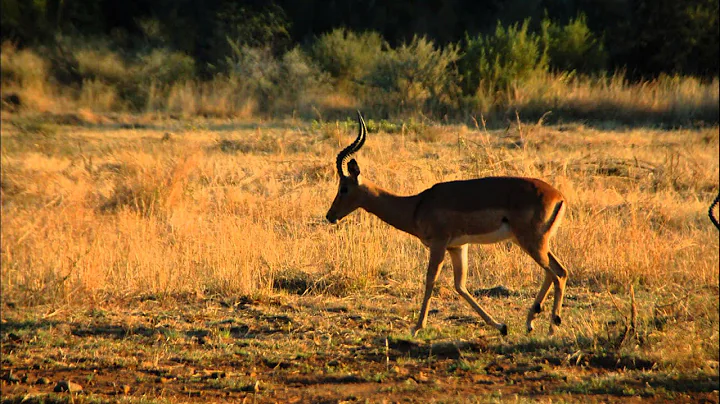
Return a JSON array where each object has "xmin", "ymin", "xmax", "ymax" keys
[
  {"xmin": 553, "ymin": 315, "xmax": 562, "ymax": 326},
  {"xmin": 526, "ymin": 324, "xmax": 534, "ymax": 334},
  {"xmin": 499, "ymin": 324, "xmax": 508, "ymax": 336}
]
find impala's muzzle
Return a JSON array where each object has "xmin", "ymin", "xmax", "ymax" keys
[{"xmin": 326, "ymin": 212, "xmax": 338, "ymax": 224}]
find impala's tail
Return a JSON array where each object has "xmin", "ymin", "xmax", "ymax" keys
[{"xmin": 545, "ymin": 200, "xmax": 565, "ymax": 238}]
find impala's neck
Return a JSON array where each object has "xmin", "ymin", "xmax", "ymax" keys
[{"xmin": 357, "ymin": 180, "xmax": 422, "ymax": 238}]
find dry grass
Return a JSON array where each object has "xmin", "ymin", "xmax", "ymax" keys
[
  {"xmin": 1, "ymin": 114, "xmax": 718, "ymax": 376},
  {"xmin": 501, "ymin": 72, "xmax": 720, "ymax": 126},
  {"xmin": 0, "ymin": 43, "xmax": 60, "ymax": 113},
  {"xmin": 2, "ymin": 116, "xmax": 717, "ymax": 296}
]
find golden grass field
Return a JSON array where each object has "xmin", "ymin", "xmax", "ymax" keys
[{"xmin": 1, "ymin": 111, "xmax": 719, "ymax": 402}]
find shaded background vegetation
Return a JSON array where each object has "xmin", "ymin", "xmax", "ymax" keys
[
  {"xmin": 1, "ymin": 0, "xmax": 718, "ymax": 124},
  {"xmin": 3, "ymin": 0, "xmax": 717, "ymax": 78}
]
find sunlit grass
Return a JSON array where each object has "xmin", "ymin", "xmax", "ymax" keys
[{"xmin": 1, "ymin": 113, "xmax": 718, "ymax": 376}]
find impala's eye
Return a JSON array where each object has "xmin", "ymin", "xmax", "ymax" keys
[{"xmin": 339, "ymin": 186, "xmax": 348, "ymax": 195}]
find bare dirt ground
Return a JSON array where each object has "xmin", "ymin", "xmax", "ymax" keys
[{"xmin": 2, "ymin": 291, "xmax": 718, "ymax": 403}]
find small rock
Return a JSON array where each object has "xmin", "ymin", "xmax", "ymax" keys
[
  {"xmin": 121, "ymin": 384, "xmax": 131, "ymax": 395},
  {"xmin": 54, "ymin": 380, "xmax": 83, "ymax": 393},
  {"xmin": 36, "ymin": 377, "xmax": 51, "ymax": 385},
  {"xmin": 156, "ymin": 377, "xmax": 170, "ymax": 384}
]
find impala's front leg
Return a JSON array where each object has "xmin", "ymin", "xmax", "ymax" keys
[
  {"xmin": 412, "ymin": 243, "xmax": 447, "ymax": 337},
  {"xmin": 449, "ymin": 245, "xmax": 508, "ymax": 336}
]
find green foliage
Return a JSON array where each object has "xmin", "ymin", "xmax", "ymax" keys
[
  {"xmin": 544, "ymin": 14, "xmax": 608, "ymax": 73},
  {"xmin": 225, "ymin": 42, "xmax": 329, "ymax": 113},
  {"xmin": 459, "ymin": 19, "xmax": 548, "ymax": 97},
  {"xmin": 1, "ymin": 0, "xmax": 717, "ymax": 79},
  {"xmin": 628, "ymin": 0, "xmax": 719, "ymax": 77},
  {"xmin": 138, "ymin": 49, "xmax": 196, "ymax": 85},
  {"xmin": 279, "ymin": 47, "xmax": 331, "ymax": 107},
  {"xmin": 309, "ymin": 28, "xmax": 386, "ymax": 85},
  {"xmin": 193, "ymin": 2, "xmax": 290, "ymax": 74},
  {"xmin": 215, "ymin": 3, "xmax": 290, "ymax": 49},
  {"xmin": 364, "ymin": 36, "xmax": 460, "ymax": 115}
]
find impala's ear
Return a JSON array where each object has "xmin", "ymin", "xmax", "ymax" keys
[{"xmin": 347, "ymin": 159, "xmax": 361, "ymax": 178}]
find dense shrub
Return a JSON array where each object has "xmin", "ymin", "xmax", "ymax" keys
[
  {"xmin": 544, "ymin": 14, "xmax": 607, "ymax": 73},
  {"xmin": 309, "ymin": 28, "xmax": 386, "ymax": 86},
  {"xmin": 138, "ymin": 49, "xmax": 196, "ymax": 85},
  {"xmin": 226, "ymin": 42, "xmax": 329, "ymax": 113},
  {"xmin": 459, "ymin": 19, "xmax": 548, "ymax": 98},
  {"xmin": 364, "ymin": 36, "xmax": 460, "ymax": 116}
]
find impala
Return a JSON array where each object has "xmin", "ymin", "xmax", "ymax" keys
[{"xmin": 326, "ymin": 112, "xmax": 570, "ymax": 336}]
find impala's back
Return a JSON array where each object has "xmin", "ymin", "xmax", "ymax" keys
[{"xmin": 413, "ymin": 176, "xmax": 565, "ymax": 245}]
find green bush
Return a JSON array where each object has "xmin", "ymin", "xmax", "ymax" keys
[
  {"xmin": 225, "ymin": 41, "xmax": 329, "ymax": 113},
  {"xmin": 138, "ymin": 49, "xmax": 196, "ymax": 85},
  {"xmin": 309, "ymin": 28, "xmax": 386, "ymax": 85},
  {"xmin": 459, "ymin": 19, "xmax": 548, "ymax": 97},
  {"xmin": 279, "ymin": 47, "xmax": 329, "ymax": 106},
  {"xmin": 364, "ymin": 36, "xmax": 460, "ymax": 116},
  {"xmin": 37, "ymin": 37, "xmax": 198, "ymax": 110},
  {"xmin": 544, "ymin": 14, "xmax": 607, "ymax": 73}
]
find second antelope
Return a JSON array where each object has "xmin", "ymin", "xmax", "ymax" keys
[{"xmin": 326, "ymin": 112, "xmax": 570, "ymax": 336}]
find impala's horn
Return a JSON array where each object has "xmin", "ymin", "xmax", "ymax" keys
[
  {"xmin": 335, "ymin": 111, "xmax": 367, "ymax": 178},
  {"xmin": 710, "ymin": 192, "xmax": 720, "ymax": 230}
]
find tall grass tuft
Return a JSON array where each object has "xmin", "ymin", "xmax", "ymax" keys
[{"xmin": 0, "ymin": 42, "xmax": 56, "ymax": 111}]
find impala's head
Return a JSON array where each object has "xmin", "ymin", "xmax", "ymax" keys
[{"xmin": 326, "ymin": 111, "xmax": 367, "ymax": 224}]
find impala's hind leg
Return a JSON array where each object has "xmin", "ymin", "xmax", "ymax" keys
[
  {"xmin": 526, "ymin": 269, "xmax": 553, "ymax": 333},
  {"xmin": 515, "ymin": 232, "xmax": 568, "ymax": 335},
  {"xmin": 547, "ymin": 251, "xmax": 568, "ymax": 334}
]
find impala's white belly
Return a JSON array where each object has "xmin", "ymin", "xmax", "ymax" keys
[{"xmin": 448, "ymin": 223, "xmax": 514, "ymax": 247}]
